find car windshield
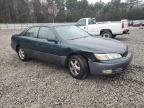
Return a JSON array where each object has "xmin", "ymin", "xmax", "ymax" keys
[{"xmin": 54, "ymin": 26, "xmax": 90, "ymax": 40}]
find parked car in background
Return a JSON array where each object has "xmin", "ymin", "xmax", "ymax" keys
[
  {"xmin": 75, "ymin": 18, "xmax": 129, "ymax": 38},
  {"xmin": 142, "ymin": 22, "xmax": 144, "ymax": 26},
  {"xmin": 131, "ymin": 20, "xmax": 144, "ymax": 27},
  {"xmin": 140, "ymin": 20, "xmax": 144, "ymax": 26},
  {"xmin": 132, "ymin": 20, "xmax": 141, "ymax": 27},
  {"xmin": 128, "ymin": 20, "xmax": 133, "ymax": 26},
  {"xmin": 11, "ymin": 25, "xmax": 132, "ymax": 79}
]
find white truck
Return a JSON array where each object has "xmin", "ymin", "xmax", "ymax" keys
[{"xmin": 75, "ymin": 18, "xmax": 129, "ymax": 38}]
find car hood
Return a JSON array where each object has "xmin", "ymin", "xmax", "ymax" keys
[{"xmin": 66, "ymin": 36, "xmax": 127, "ymax": 54}]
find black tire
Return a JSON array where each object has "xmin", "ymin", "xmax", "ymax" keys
[
  {"xmin": 17, "ymin": 47, "xmax": 28, "ymax": 61},
  {"xmin": 68, "ymin": 55, "xmax": 89, "ymax": 79},
  {"xmin": 112, "ymin": 35, "xmax": 117, "ymax": 38},
  {"xmin": 101, "ymin": 31, "xmax": 113, "ymax": 38}
]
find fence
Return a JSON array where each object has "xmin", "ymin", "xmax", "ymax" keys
[{"xmin": 0, "ymin": 23, "xmax": 75, "ymax": 30}]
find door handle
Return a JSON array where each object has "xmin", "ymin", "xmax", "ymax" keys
[{"xmin": 84, "ymin": 27, "xmax": 86, "ymax": 29}]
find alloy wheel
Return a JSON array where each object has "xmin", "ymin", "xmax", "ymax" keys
[
  {"xmin": 18, "ymin": 48, "xmax": 25, "ymax": 60},
  {"xmin": 69, "ymin": 59, "xmax": 81, "ymax": 76}
]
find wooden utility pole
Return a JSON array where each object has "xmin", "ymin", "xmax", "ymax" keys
[{"xmin": 52, "ymin": 1, "xmax": 55, "ymax": 23}]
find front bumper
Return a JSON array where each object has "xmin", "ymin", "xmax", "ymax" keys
[{"xmin": 88, "ymin": 52, "xmax": 132, "ymax": 75}]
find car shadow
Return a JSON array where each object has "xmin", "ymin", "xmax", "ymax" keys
[
  {"xmin": 30, "ymin": 58, "xmax": 68, "ymax": 72},
  {"xmin": 11, "ymin": 54, "xmax": 130, "ymax": 82},
  {"xmin": 27, "ymin": 58, "xmax": 129, "ymax": 82},
  {"xmin": 90, "ymin": 74, "xmax": 123, "ymax": 80},
  {"xmin": 115, "ymin": 37, "xmax": 129, "ymax": 42}
]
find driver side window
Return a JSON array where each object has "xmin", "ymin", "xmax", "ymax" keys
[
  {"xmin": 76, "ymin": 19, "xmax": 86, "ymax": 26},
  {"xmin": 88, "ymin": 19, "xmax": 96, "ymax": 25},
  {"xmin": 38, "ymin": 27, "xmax": 56, "ymax": 40}
]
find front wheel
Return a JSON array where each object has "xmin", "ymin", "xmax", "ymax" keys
[
  {"xmin": 17, "ymin": 47, "xmax": 28, "ymax": 61},
  {"xmin": 68, "ymin": 55, "xmax": 89, "ymax": 79},
  {"xmin": 101, "ymin": 31, "xmax": 112, "ymax": 38}
]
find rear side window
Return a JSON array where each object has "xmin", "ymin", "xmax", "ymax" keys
[
  {"xmin": 38, "ymin": 27, "xmax": 56, "ymax": 40},
  {"xmin": 24, "ymin": 27, "xmax": 39, "ymax": 38}
]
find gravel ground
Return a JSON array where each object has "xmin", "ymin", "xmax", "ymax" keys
[{"xmin": 0, "ymin": 28, "xmax": 144, "ymax": 108}]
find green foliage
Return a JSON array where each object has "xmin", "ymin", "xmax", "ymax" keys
[
  {"xmin": 65, "ymin": 0, "xmax": 144, "ymax": 22},
  {"xmin": 0, "ymin": 0, "xmax": 144, "ymax": 23}
]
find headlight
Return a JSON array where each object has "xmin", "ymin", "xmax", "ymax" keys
[{"xmin": 95, "ymin": 53, "xmax": 122, "ymax": 61}]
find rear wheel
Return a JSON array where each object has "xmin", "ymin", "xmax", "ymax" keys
[
  {"xmin": 17, "ymin": 47, "xmax": 28, "ymax": 61},
  {"xmin": 101, "ymin": 31, "xmax": 112, "ymax": 38},
  {"xmin": 68, "ymin": 55, "xmax": 89, "ymax": 79}
]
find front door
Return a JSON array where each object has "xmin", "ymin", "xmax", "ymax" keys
[
  {"xmin": 34, "ymin": 27, "xmax": 62, "ymax": 64},
  {"xmin": 76, "ymin": 19, "xmax": 88, "ymax": 32}
]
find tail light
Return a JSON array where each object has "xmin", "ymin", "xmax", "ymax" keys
[{"xmin": 122, "ymin": 22, "xmax": 124, "ymax": 28}]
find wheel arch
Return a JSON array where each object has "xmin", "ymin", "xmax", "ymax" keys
[
  {"xmin": 16, "ymin": 44, "xmax": 20, "ymax": 53},
  {"xmin": 65, "ymin": 52, "xmax": 88, "ymax": 67},
  {"xmin": 100, "ymin": 29, "xmax": 113, "ymax": 35}
]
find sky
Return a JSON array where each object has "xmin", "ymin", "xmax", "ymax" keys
[
  {"xmin": 88, "ymin": 0, "xmax": 110, "ymax": 4},
  {"xmin": 87, "ymin": 0, "xmax": 126, "ymax": 4}
]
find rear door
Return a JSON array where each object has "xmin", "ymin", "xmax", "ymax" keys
[{"xmin": 19, "ymin": 27, "xmax": 39, "ymax": 56}]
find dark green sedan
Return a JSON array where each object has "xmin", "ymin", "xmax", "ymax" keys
[{"xmin": 11, "ymin": 25, "xmax": 132, "ymax": 79}]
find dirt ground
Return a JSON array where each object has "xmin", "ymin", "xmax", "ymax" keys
[{"xmin": 0, "ymin": 28, "xmax": 144, "ymax": 108}]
